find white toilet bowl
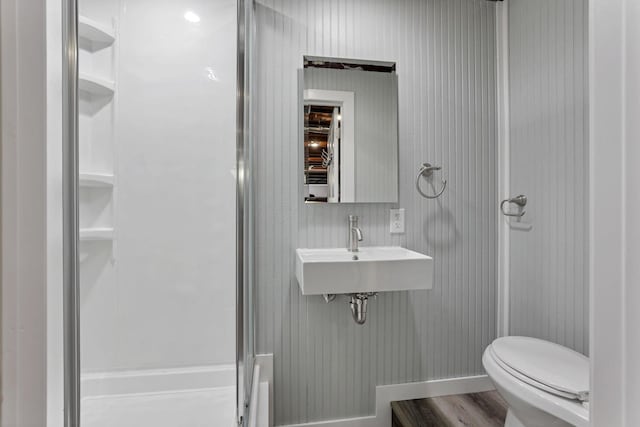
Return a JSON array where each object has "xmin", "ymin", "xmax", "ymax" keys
[{"xmin": 482, "ymin": 336, "xmax": 589, "ymax": 427}]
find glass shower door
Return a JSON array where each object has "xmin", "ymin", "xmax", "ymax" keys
[{"xmin": 75, "ymin": 0, "xmax": 240, "ymax": 425}]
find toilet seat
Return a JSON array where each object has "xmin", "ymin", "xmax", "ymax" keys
[{"xmin": 491, "ymin": 336, "xmax": 589, "ymax": 402}]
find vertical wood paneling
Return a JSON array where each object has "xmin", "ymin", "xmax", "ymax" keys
[
  {"xmin": 254, "ymin": 0, "xmax": 498, "ymax": 424},
  {"xmin": 508, "ymin": 0, "xmax": 589, "ymax": 354}
]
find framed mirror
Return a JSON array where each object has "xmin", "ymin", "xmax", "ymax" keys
[{"xmin": 302, "ymin": 56, "xmax": 399, "ymax": 203}]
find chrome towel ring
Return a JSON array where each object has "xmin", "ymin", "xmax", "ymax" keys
[
  {"xmin": 500, "ymin": 195, "xmax": 527, "ymax": 217},
  {"xmin": 416, "ymin": 163, "xmax": 447, "ymax": 199}
]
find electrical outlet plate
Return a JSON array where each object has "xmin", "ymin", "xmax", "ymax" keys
[{"xmin": 390, "ymin": 208, "xmax": 405, "ymax": 234}]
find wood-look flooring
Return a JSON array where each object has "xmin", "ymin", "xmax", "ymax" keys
[{"xmin": 391, "ymin": 391, "xmax": 508, "ymax": 427}]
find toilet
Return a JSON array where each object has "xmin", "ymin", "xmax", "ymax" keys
[{"xmin": 482, "ymin": 336, "xmax": 589, "ymax": 427}]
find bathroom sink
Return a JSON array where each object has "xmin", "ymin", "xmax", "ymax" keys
[{"xmin": 295, "ymin": 246, "xmax": 433, "ymax": 295}]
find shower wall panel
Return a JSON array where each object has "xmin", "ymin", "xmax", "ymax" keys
[
  {"xmin": 113, "ymin": 0, "xmax": 237, "ymax": 370},
  {"xmin": 79, "ymin": 0, "xmax": 237, "ymax": 374}
]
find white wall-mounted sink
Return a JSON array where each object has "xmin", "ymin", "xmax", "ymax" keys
[{"xmin": 295, "ymin": 246, "xmax": 433, "ymax": 295}]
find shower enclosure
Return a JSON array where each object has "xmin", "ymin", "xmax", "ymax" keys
[{"xmin": 62, "ymin": 0, "xmax": 255, "ymax": 425}]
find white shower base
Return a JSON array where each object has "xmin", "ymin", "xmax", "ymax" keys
[
  {"xmin": 81, "ymin": 365, "xmax": 236, "ymax": 427},
  {"xmin": 82, "ymin": 386, "xmax": 235, "ymax": 427}
]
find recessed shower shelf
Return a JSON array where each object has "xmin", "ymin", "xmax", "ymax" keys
[
  {"xmin": 79, "ymin": 173, "xmax": 114, "ymax": 188},
  {"xmin": 80, "ymin": 227, "xmax": 114, "ymax": 241},
  {"xmin": 79, "ymin": 73, "xmax": 115, "ymax": 97},
  {"xmin": 79, "ymin": 16, "xmax": 115, "ymax": 47}
]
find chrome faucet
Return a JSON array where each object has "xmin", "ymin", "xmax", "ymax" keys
[{"xmin": 348, "ymin": 215, "xmax": 363, "ymax": 252}]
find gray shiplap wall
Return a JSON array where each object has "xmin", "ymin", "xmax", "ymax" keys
[
  {"xmin": 254, "ymin": 0, "xmax": 498, "ymax": 424},
  {"xmin": 508, "ymin": 0, "xmax": 589, "ymax": 355}
]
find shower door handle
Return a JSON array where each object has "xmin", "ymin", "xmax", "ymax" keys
[{"xmin": 500, "ymin": 195, "xmax": 527, "ymax": 217}]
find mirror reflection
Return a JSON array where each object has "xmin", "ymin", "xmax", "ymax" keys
[{"xmin": 303, "ymin": 56, "xmax": 399, "ymax": 203}]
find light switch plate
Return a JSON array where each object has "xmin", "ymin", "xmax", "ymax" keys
[{"xmin": 390, "ymin": 208, "xmax": 405, "ymax": 234}]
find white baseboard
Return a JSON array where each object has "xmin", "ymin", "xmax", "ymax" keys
[
  {"xmin": 81, "ymin": 364, "xmax": 236, "ymax": 398},
  {"xmin": 256, "ymin": 354, "xmax": 275, "ymax": 427},
  {"xmin": 279, "ymin": 375, "xmax": 494, "ymax": 427},
  {"xmin": 258, "ymin": 382, "xmax": 270, "ymax": 427}
]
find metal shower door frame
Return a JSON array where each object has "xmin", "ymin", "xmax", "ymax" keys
[{"xmin": 62, "ymin": 0, "xmax": 81, "ymax": 425}]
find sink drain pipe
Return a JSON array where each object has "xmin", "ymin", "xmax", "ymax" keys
[{"xmin": 349, "ymin": 293, "xmax": 376, "ymax": 325}]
